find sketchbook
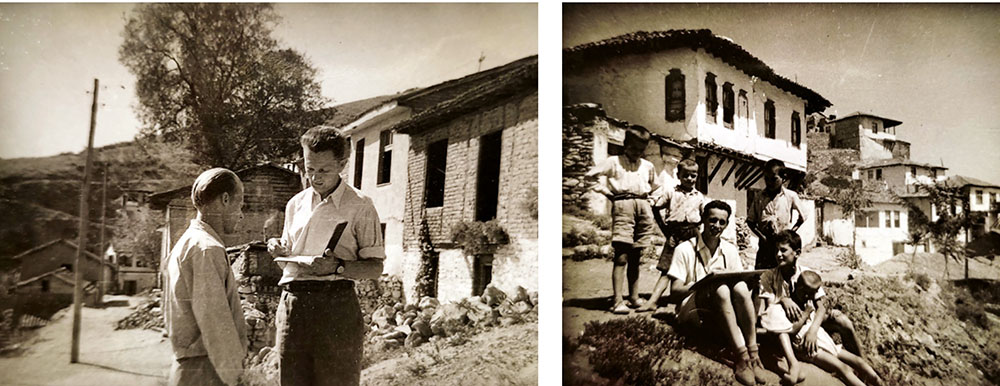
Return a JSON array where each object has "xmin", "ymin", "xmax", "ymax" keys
[
  {"xmin": 273, "ymin": 221, "xmax": 348, "ymax": 266},
  {"xmin": 689, "ymin": 269, "xmax": 768, "ymax": 292}
]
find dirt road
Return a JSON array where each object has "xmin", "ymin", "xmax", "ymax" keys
[{"xmin": 0, "ymin": 295, "xmax": 171, "ymax": 386}]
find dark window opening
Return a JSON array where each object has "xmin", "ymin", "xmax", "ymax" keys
[
  {"xmin": 353, "ymin": 138, "xmax": 365, "ymax": 189},
  {"xmin": 876, "ymin": 169, "xmax": 882, "ymax": 180},
  {"xmin": 665, "ymin": 69, "xmax": 685, "ymax": 122},
  {"xmin": 472, "ymin": 254, "xmax": 493, "ymax": 296},
  {"xmin": 61, "ymin": 263, "xmax": 73, "ymax": 272},
  {"xmin": 791, "ymin": 111, "xmax": 802, "ymax": 147},
  {"xmin": 705, "ymin": 73, "xmax": 718, "ymax": 122},
  {"xmin": 722, "ymin": 82, "xmax": 734, "ymax": 128},
  {"xmin": 764, "ymin": 100, "xmax": 776, "ymax": 139},
  {"xmin": 424, "ymin": 139, "xmax": 448, "ymax": 208},
  {"xmin": 476, "ymin": 131, "xmax": 503, "ymax": 222},
  {"xmin": 738, "ymin": 90, "xmax": 749, "ymax": 129},
  {"xmin": 41, "ymin": 279, "xmax": 50, "ymax": 293},
  {"xmin": 377, "ymin": 130, "xmax": 393, "ymax": 185},
  {"xmin": 380, "ymin": 223, "xmax": 386, "ymax": 242}
]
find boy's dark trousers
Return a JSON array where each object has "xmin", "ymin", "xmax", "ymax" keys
[
  {"xmin": 277, "ymin": 280, "xmax": 364, "ymax": 386},
  {"xmin": 169, "ymin": 356, "xmax": 225, "ymax": 386}
]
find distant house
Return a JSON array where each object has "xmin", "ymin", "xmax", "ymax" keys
[
  {"xmin": 946, "ymin": 175, "xmax": 1000, "ymax": 238},
  {"xmin": 828, "ymin": 112, "xmax": 910, "ymax": 161},
  {"xmin": 6, "ymin": 239, "xmax": 116, "ymax": 294},
  {"xmin": 15, "ymin": 267, "xmax": 75, "ymax": 295},
  {"xmin": 104, "ymin": 245, "xmax": 157, "ymax": 295},
  {"xmin": 149, "ymin": 163, "xmax": 303, "ymax": 264},
  {"xmin": 396, "ymin": 55, "xmax": 538, "ymax": 303},
  {"xmin": 857, "ymin": 159, "xmax": 948, "ymax": 194}
]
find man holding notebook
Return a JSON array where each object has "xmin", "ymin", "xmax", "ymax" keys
[
  {"xmin": 267, "ymin": 125, "xmax": 385, "ymax": 386},
  {"xmin": 666, "ymin": 200, "xmax": 765, "ymax": 385}
]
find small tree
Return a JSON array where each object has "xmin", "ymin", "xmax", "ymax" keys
[{"xmin": 903, "ymin": 182, "xmax": 982, "ymax": 279}]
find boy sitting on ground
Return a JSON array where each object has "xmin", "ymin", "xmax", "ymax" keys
[
  {"xmin": 783, "ymin": 271, "xmax": 881, "ymax": 386},
  {"xmin": 637, "ymin": 158, "xmax": 708, "ymax": 312},
  {"xmin": 757, "ymin": 230, "xmax": 816, "ymax": 384},
  {"xmin": 667, "ymin": 200, "xmax": 765, "ymax": 385},
  {"xmin": 585, "ymin": 125, "xmax": 659, "ymax": 314}
]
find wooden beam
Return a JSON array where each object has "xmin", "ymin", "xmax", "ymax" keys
[
  {"xmin": 739, "ymin": 167, "xmax": 765, "ymax": 190},
  {"xmin": 742, "ymin": 170, "xmax": 766, "ymax": 190},
  {"xmin": 737, "ymin": 165, "xmax": 762, "ymax": 189},
  {"xmin": 720, "ymin": 161, "xmax": 739, "ymax": 186},
  {"xmin": 734, "ymin": 164, "xmax": 755, "ymax": 187},
  {"xmin": 731, "ymin": 163, "xmax": 751, "ymax": 187},
  {"xmin": 707, "ymin": 157, "xmax": 725, "ymax": 183}
]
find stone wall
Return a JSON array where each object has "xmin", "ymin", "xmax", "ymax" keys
[{"xmin": 562, "ymin": 105, "xmax": 599, "ymax": 210}]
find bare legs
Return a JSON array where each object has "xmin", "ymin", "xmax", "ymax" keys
[
  {"xmin": 637, "ymin": 275, "xmax": 670, "ymax": 312},
  {"xmin": 706, "ymin": 281, "xmax": 762, "ymax": 385},
  {"xmin": 611, "ymin": 242, "xmax": 641, "ymax": 312}
]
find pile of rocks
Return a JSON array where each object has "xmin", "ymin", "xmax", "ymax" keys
[
  {"xmin": 115, "ymin": 294, "xmax": 164, "ymax": 330},
  {"xmin": 368, "ymin": 284, "xmax": 538, "ymax": 350}
]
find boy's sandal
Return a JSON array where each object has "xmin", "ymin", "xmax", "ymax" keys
[
  {"xmin": 611, "ymin": 301, "xmax": 632, "ymax": 315},
  {"xmin": 626, "ymin": 298, "xmax": 643, "ymax": 308},
  {"xmin": 746, "ymin": 344, "xmax": 767, "ymax": 385}
]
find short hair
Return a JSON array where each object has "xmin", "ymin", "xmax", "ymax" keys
[
  {"xmin": 797, "ymin": 270, "xmax": 823, "ymax": 291},
  {"xmin": 764, "ymin": 159, "xmax": 785, "ymax": 175},
  {"xmin": 702, "ymin": 200, "xmax": 732, "ymax": 219},
  {"xmin": 624, "ymin": 125, "xmax": 651, "ymax": 145},
  {"xmin": 677, "ymin": 159, "xmax": 699, "ymax": 175},
  {"xmin": 191, "ymin": 168, "xmax": 241, "ymax": 210},
  {"xmin": 772, "ymin": 230, "xmax": 802, "ymax": 253},
  {"xmin": 301, "ymin": 125, "xmax": 349, "ymax": 161}
]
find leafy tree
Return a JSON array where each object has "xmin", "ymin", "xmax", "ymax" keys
[
  {"xmin": 119, "ymin": 3, "xmax": 333, "ymax": 170},
  {"xmin": 834, "ymin": 180, "xmax": 872, "ymax": 267},
  {"xmin": 901, "ymin": 183, "xmax": 983, "ymax": 279},
  {"xmin": 110, "ymin": 207, "xmax": 165, "ymax": 269}
]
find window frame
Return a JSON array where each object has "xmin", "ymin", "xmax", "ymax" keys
[
  {"xmin": 705, "ymin": 73, "xmax": 718, "ymax": 123},
  {"xmin": 791, "ymin": 111, "xmax": 801, "ymax": 148},
  {"xmin": 722, "ymin": 82, "xmax": 734, "ymax": 129},
  {"xmin": 424, "ymin": 139, "xmax": 449, "ymax": 208},
  {"xmin": 664, "ymin": 69, "xmax": 685, "ymax": 122},
  {"xmin": 764, "ymin": 100, "xmax": 776, "ymax": 139},
  {"xmin": 377, "ymin": 130, "xmax": 393, "ymax": 185},
  {"xmin": 353, "ymin": 138, "xmax": 365, "ymax": 189}
]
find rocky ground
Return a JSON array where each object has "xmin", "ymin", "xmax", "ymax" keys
[{"xmin": 563, "ymin": 240, "xmax": 1000, "ymax": 385}]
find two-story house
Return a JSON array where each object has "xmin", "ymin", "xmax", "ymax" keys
[
  {"xmin": 829, "ymin": 112, "xmax": 911, "ymax": 161},
  {"xmin": 564, "ymin": 29, "xmax": 831, "ymax": 242},
  {"xmin": 946, "ymin": 175, "xmax": 1000, "ymax": 239}
]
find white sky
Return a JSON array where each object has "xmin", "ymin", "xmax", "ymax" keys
[
  {"xmin": 0, "ymin": 3, "xmax": 537, "ymax": 159},
  {"xmin": 565, "ymin": 3, "xmax": 1000, "ymax": 184}
]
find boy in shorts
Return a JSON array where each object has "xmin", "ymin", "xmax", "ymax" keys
[
  {"xmin": 667, "ymin": 200, "xmax": 766, "ymax": 385},
  {"xmin": 586, "ymin": 125, "xmax": 659, "ymax": 314},
  {"xmin": 748, "ymin": 159, "xmax": 807, "ymax": 269},
  {"xmin": 637, "ymin": 159, "xmax": 707, "ymax": 312}
]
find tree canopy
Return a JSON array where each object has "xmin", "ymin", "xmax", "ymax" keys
[{"xmin": 119, "ymin": 3, "xmax": 333, "ymax": 170}]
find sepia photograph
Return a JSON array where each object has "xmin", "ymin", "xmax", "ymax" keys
[
  {"xmin": 561, "ymin": 3, "xmax": 1000, "ymax": 386},
  {"xmin": 0, "ymin": 3, "xmax": 537, "ymax": 385}
]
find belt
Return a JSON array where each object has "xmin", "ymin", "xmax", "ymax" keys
[
  {"xmin": 282, "ymin": 280, "xmax": 354, "ymax": 293},
  {"xmin": 611, "ymin": 193, "xmax": 648, "ymax": 201}
]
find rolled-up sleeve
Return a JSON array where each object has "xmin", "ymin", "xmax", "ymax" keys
[
  {"xmin": 190, "ymin": 247, "xmax": 245, "ymax": 385},
  {"xmin": 356, "ymin": 201, "xmax": 385, "ymax": 260}
]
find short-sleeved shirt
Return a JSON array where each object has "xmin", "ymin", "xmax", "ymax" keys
[
  {"xmin": 165, "ymin": 220, "xmax": 248, "ymax": 385},
  {"xmin": 586, "ymin": 156, "xmax": 657, "ymax": 196},
  {"xmin": 758, "ymin": 265, "xmax": 826, "ymax": 304},
  {"xmin": 748, "ymin": 187, "xmax": 807, "ymax": 233},
  {"xmin": 279, "ymin": 180, "xmax": 385, "ymax": 285},
  {"xmin": 654, "ymin": 167, "xmax": 679, "ymax": 196},
  {"xmin": 667, "ymin": 233, "xmax": 744, "ymax": 285},
  {"xmin": 654, "ymin": 186, "xmax": 708, "ymax": 223}
]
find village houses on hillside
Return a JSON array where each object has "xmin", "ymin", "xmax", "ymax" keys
[{"xmin": 563, "ymin": 29, "xmax": 831, "ymax": 244}]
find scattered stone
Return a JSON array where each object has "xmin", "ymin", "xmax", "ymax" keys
[
  {"xmin": 411, "ymin": 320, "xmax": 432, "ymax": 338},
  {"xmin": 419, "ymin": 297, "xmax": 440, "ymax": 310},
  {"xmin": 483, "ymin": 285, "xmax": 507, "ymax": 307},
  {"xmin": 405, "ymin": 332, "xmax": 427, "ymax": 348}
]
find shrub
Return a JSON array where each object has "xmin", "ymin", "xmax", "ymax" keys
[
  {"xmin": 450, "ymin": 219, "xmax": 510, "ymax": 255},
  {"xmin": 836, "ymin": 249, "xmax": 863, "ymax": 270},
  {"xmin": 904, "ymin": 271, "xmax": 932, "ymax": 291},
  {"xmin": 734, "ymin": 216, "xmax": 752, "ymax": 250},
  {"xmin": 563, "ymin": 225, "xmax": 600, "ymax": 248}
]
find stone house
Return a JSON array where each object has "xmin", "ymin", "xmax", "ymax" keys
[
  {"xmin": 828, "ymin": 112, "xmax": 910, "ymax": 161},
  {"xmin": 396, "ymin": 55, "xmax": 538, "ymax": 303},
  {"xmin": 149, "ymin": 163, "xmax": 303, "ymax": 265},
  {"xmin": 104, "ymin": 244, "xmax": 157, "ymax": 295},
  {"xmin": 857, "ymin": 159, "xmax": 948, "ymax": 194},
  {"xmin": 564, "ymin": 29, "xmax": 830, "ymax": 241},
  {"xmin": 946, "ymin": 175, "xmax": 1000, "ymax": 238},
  {"xmin": 6, "ymin": 239, "xmax": 116, "ymax": 294}
]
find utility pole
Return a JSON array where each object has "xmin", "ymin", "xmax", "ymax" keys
[
  {"xmin": 71, "ymin": 78, "xmax": 98, "ymax": 363},
  {"xmin": 477, "ymin": 51, "xmax": 486, "ymax": 72},
  {"xmin": 98, "ymin": 167, "xmax": 107, "ymax": 303}
]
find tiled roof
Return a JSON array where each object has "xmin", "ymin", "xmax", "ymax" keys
[
  {"xmin": 857, "ymin": 158, "xmax": 947, "ymax": 170},
  {"xmin": 828, "ymin": 112, "xmax": 902, "ymax": 128},
  {"xmin": 321, "ymin": 94, "xmax": 406, "ymax": 129},
  {"xmin": 16, "ymin": 266, "xmax": 74, "ymax": 287},
  {"xmin": 946, "ymin": 175, "xmax": 1000, "ymax": 189},
  {"xmin": 394, "ymin": 56, "xmax": 538, "ymax": 135},
  {"xmin": 564, "ymin": 29, "xmax": 831, "ymax": 114},
  {"xmin": 9, "ymin": 239, "xmax": 113, "ymax": 267},
  {"xmin": 149, "ymin": 162, "xmax": 301, "ymax": 210}
]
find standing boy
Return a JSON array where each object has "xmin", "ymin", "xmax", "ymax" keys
[
  {"xmin": 637, "ymin": 159, "xmax": 707, "ymax": 312},
  {"xmin": 267, "ymin": 126, "xmax": 385, "ymax": 386},
  {"xmin": 748, "ymin": 159, "xmax": 807, "ymax": 269},
  {"xmin": 667, "ymin": 200, "xmax": 766, "ymax": 385},
  {"xmin": 164, "ymin": 168, "xmax": 249, "ymax": 386},
  {"xmin": 586, "ymin": 125, "xmax": 659, "ymax": 314}
]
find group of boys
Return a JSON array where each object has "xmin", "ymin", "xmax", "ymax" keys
[
  {"xmin": 163, "ymin": 126, "xmax": 384, "ymax": 386},
  {"xmin": 587, "ymin": 126, "xmax": 881, "ymax": 386}
]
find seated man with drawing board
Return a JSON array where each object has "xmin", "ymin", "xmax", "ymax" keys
[{"xmin": 665, "ymin": 200, "xmax": 767, "ymax": 385}]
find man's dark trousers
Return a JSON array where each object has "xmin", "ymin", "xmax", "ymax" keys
[{"xmin": 277, "ymin": 280, "xmax": 364, "ymax": 386}]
